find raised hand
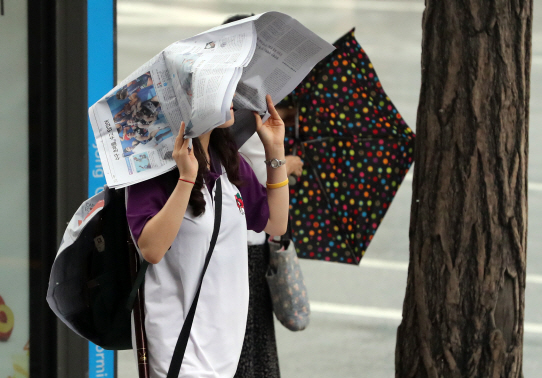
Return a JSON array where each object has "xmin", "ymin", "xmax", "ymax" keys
[
  {"xmin": 254, "ymin": 94, "xmax": 285, "ymax": 149},
  {"xmin": 285, "ymin": 155, "xmax": 303, "ymax": 177},
  {"xmin": 172, "ymin": 122, "xmax": 198, "ymax": 182}
]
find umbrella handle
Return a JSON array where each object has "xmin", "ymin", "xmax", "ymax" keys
[
  {"xmin": 294, "ymin": 103, "xmax": 300, "ymax": 140},
  {"xmin": 288, "ymin": 105, "xmax": 299, "ymax": 186}
]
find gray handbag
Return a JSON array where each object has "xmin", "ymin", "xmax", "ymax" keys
[{"xmin": 266, "ymin": 237, "xmax": 310, "ymax": 331}]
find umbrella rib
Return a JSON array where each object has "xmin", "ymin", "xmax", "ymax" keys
[{"xmin": 295, "ymin": 104, "xmax": 300, "ymax": 140}]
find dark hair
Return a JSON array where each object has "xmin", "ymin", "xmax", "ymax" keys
[
  {"xmin": 166, "ymin": 128, "xmax": 242, "ymax": 217},
  {"xmin": 222, "ymin": 14, "xmax": 254, "ymax": 25}
]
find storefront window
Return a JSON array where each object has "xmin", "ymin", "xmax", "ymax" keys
[{"xmin": 0, "ymin": 1, "xmax": 30, "ymax": 377}]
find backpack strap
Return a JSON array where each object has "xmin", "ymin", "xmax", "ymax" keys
[
  {"xmin": 167, "ymin": 177, "xmax": 223, "ymax": 378},
  {"xmin": 125, "ymin": 259, "xmax": 149, "ymax": 311}
]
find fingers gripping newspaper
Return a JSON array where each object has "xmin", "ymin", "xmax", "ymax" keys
[{"xmin": 89, "ymin": 12, "xmax": 334, "ymax": 188}]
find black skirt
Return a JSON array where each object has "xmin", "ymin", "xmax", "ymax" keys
[{"xmin": 234, "ymin": 243, "xmax": 281, "ymax": 378}]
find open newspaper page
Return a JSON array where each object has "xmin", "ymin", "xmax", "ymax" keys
[
  {"xmin": 89, "ymin": 11, "xmax": 334, "ymax": 188},
  {"xmin": 90, "ymin": 56, "xmax": 180, "ymax": 188},
  {"xmin": 89, "ymin": 23, "xmax": 256, "ymax": 188},
  {"xmin": 229, "ymin": 12, "xmax": 335, "ymax": 146},
  {"xmin": 164, "ymin": 21, "xmax": 257, "ymax": 138}
]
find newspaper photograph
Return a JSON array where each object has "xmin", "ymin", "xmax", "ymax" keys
[{"xmin": 89, "ymin": 11, "xmax": 334, "ymax": 188}]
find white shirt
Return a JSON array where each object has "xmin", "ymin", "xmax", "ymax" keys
[{"xmin": 130, "ymin": 171, "xmax": 249, "ymax": 378}]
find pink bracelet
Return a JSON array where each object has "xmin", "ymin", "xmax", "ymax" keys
[{"xmin": 178, "ymin": 178, "xmax": 195, "ymax": 185}]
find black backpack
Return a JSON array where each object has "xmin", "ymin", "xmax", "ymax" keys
[
  {"xmin": 47, "ymin": 186, "xmax": 147, "ymax": 350},
  {"xmin": 47, "ymin": 178, "xmax": 223, "ymax": 376}
]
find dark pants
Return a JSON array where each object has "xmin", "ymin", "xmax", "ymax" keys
[{"xmin": 234, "ymin": 243, "xmax": 281, "ymax": 378}]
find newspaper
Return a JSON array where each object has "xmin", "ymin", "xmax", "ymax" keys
[{"xmin": 89, "ymin": 12, "xmax": 334, "ymax": 188}]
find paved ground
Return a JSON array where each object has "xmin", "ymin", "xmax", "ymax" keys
[{"xmin": 116, "ymin": 1, "xmax": 542, "ymax": 376}]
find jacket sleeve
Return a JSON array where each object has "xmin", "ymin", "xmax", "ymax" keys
[{"xmin": 238, "ymin": 155, "xmax": 270, "ymax": 233}]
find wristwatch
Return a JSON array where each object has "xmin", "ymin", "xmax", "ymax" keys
[{"xmin": 264, "ymin": 158, "xmax": 286, "ymax": 168}]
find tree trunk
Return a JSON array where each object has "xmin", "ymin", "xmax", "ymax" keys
[{"xmin": 395, "ymin": 1, "xmax": 532, "ymax": 377}]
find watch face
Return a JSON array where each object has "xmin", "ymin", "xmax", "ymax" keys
[{"xmin": 271, "ymin": 159, "xmax": 279, "ymax": 168}]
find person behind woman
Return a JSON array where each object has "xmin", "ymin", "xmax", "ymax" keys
[
  {"xmin": 235, "ymin": 107, "xmax": 302, "ymax": 378},
  {"xmin": 221, "ymin": 14, "xmax": 303, "ymax": 378},
  {"xmin": 126, "ymin": 95, "xmax": 289, "ymax": 377}
]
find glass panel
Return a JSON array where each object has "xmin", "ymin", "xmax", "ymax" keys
[{"xmin": 0, "ymin": 0, "xmax": 30, "ymax": 377}]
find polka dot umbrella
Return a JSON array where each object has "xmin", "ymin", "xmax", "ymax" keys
[{"xmin": 283, "ymin": 29, "xmax": 415, "ymax": 265}]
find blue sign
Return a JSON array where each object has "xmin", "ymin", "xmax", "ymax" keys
[
  {"xmin": 88, "ymin": 0, "xmax": 116, "ymax": 377},
  {"xmin": 88, "ymin": 0, "xmax": 114, "ymax": 195},
  {"xmin": 89, "ymin": 343, "xmax": 115, "ymax": 378}
]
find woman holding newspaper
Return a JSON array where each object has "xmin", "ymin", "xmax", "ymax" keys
[{"xmin": 126, "ymin": 94, "xmax": 289, "ymax": 378}]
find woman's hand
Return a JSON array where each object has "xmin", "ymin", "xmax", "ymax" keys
[
  {"xmin": 256, "ymin": 96, "xmax": 289, "ymax": 237},
  {"xmin": 285, "ymin": 155, "xmax": 303, "ymax": 177},
  {"xmin": 173, "ymin": 122, "xmax": 198, "ymax": 181},
  {"xmin": 254, "ymin": 95, "xmax": 285, "ymax": 149}
]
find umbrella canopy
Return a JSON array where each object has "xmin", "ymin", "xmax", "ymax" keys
[{"xmin": 284, "ymin": 29, "xmax": 415, "ymax": 265}]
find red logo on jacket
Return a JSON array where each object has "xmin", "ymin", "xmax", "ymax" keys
[{"xmin": 235, "ymin": 193, "xmax": 245, "ymax": 215}]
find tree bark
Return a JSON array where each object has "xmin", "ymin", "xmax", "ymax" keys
[{"xmin": 395, "ymin": 1, "xmax": 532, "ymax": 377}]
